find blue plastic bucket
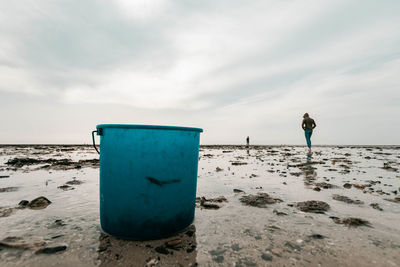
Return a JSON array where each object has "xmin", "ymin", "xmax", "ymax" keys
[{"xmin": 92, "ymin": 124, "xmax": 203, "ymax": 240}]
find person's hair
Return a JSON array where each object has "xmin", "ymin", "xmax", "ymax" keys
[{"xmin": 303, "ymin": 113, "xmax": 309, "ymax": 118}]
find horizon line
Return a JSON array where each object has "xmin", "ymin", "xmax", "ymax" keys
[{"xmin": 0, "ymin": 144, "xmax": 399, "ymax": 147}]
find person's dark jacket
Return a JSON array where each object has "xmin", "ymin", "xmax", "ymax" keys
[{"xmin": 302, "ymin": 117, "xmax": 316, "ymax": 130}]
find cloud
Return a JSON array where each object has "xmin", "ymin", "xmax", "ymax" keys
[
  {"xmin": 114, "ymin": 0, "xmax": 170, "ymax": 22},
  {"xmin": 0, "ymin": 0, "xmax": 399, "ymax": 144},
  {"xmin": 0, "ymin": 0, "xmax": 343, "ymax": 105}
]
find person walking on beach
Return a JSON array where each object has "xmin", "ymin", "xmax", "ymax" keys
[
  {"xmin": 246, "ymin": 136, "xmax": 250, "ymax": 147},
  {"xmin": 302, "ymin": 113, "xmax": 316, "ymax": 152}
]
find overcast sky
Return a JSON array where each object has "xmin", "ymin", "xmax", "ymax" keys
[{"xmin": 0, "ymin": 0, "xmax": 399, "ymax": 145}]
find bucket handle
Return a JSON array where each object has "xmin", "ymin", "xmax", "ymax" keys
[{"xmin": 92, "ymin": 130, "xmax": 100, "ymax": 154}]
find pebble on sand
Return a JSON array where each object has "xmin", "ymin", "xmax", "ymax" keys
[
  {"xmin": 332, "ymin": 194, "xmax": 364, "ymax": 204},
  {"xmin": 35, "ymin": 245, "xmax": 67, "ymax": 254},
  {"xmin": 331, "ymin": 217, "xmax": 370, "ymax": 227}
]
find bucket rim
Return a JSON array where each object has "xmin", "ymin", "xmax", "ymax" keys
[{"xmin": 96, "ymin": 124, "xmax": 203, "ymax": 133}]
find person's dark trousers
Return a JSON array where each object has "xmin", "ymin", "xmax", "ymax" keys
[{"xmin": 304, "ymin": 130, "xmax": 313, "ymax": 148}]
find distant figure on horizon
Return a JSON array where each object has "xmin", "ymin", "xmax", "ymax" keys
[
  {"xmin": 246, "ymin": 136, "xmax": 250, "ymax": 147},
  {"xmin": 302, "ymin": 113, "xmax": 316, "ymax": 153}
]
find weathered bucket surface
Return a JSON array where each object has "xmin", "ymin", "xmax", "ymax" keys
[{"xmin": 94, "ymin": 124, "xmax": 203, "ymax": 240}]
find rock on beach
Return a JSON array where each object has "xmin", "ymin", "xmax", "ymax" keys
[
  {"xmin": 296, "ymin": 200, "xmax": 330, "ymax": 213},
  {"xmin": 239, "ymin": 193, "xmax": 283, "ymax": 208},
  {"xmin": 27, "ymin": 196, "xmax": 52, "ymax": 210}
]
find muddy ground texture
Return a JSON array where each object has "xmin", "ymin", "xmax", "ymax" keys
[{"xmin": 0, "ymin": 145, "xmax": 400, "ymax": 266}]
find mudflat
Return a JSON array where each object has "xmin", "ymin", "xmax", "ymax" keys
[{"xmin": 0, "ymin": 145, "xmax": 399, "ymax": 266}]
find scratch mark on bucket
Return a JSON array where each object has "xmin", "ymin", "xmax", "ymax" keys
[{"xmin": 146, "ymin": 177, "xmax": 181, "ymax": 186}]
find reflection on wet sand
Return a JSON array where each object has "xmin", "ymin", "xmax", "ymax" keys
[
  {"xmin": 302, "ymin": 152, "xmax": 318, "ymax": 186},
  {"xmin": 98, "ymin": 225, "xmax": 197, "ymax": 267}
]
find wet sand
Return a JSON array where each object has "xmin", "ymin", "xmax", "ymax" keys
[{"xmin": 0, "ymin": 145, "xmax": 399, "ymax": 266}]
